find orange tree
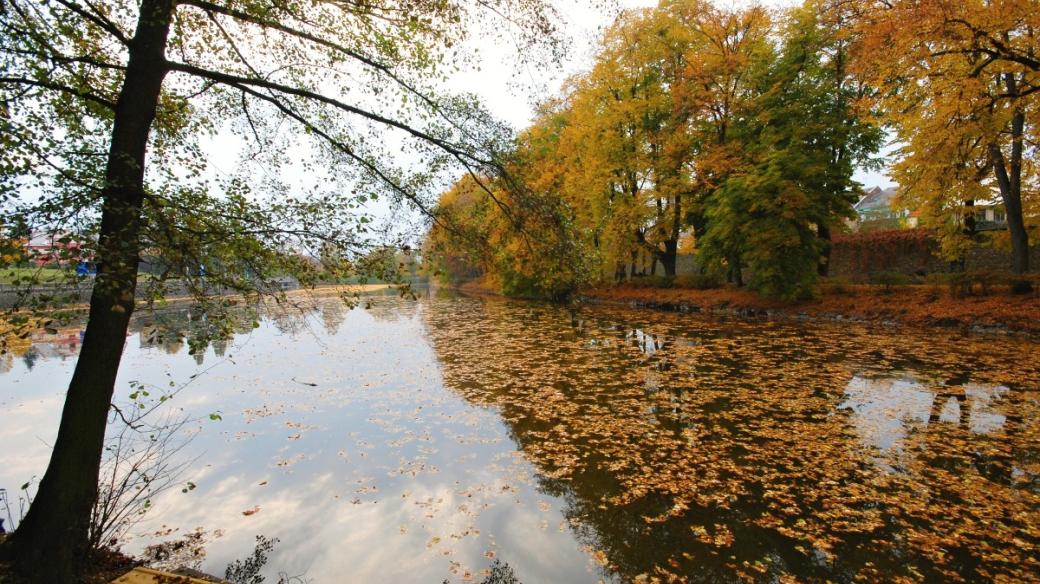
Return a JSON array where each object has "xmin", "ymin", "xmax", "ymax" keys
[{"xmin": 848, "ymin": 0, "xmax": 1038, "ymax": 284}]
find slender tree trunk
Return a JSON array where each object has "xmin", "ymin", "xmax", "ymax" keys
[
  {"xmin": 662, "ymin": 192, "xmax": 682, "ymax": 278},
  {"xmin": 990, "ymin": 142, "xmax": 1030, "ymax": 275},
  {"xmin": 8, "ymin": 1, "xmax": 174, "ymax": 580},
  {"xmin": 990, "ymin": 74, "xmax": 1030, "ymax": 282},
  {"xmin": 817, "ymin": 223, "xmax": 831, "ymax": 277},
  {"xmin": 952, "ymin": 200, "xmax": 977, "ymax": 273}
]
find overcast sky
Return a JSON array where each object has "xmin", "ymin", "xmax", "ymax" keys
[
  {"xmin": 199, "ymin": 0, "xmax": 894, "ymax": 248},
  {"xmin": 453, "ymin": 0, "xmax": 894, "ymax": 187}
]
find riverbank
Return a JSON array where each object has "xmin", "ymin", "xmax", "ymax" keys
[{"xmin": 459, "ymin": 279, "xmax": 1040, "ymax": 335}]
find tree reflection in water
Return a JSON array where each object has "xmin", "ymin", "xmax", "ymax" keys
[
  {"xmin": 422, "ymin": 296, "xmax": 1039, "ymax": 583},
  {"xmin": 8, "ymin": 291, "xmax": 1037, "ymax": 582}
]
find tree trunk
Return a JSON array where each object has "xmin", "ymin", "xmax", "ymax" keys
[
  {"xmin": 817, "ymin": 223, "xmax": 831, "ymax": 277},
  {"xmin": 990, "ymin": 74, "xmax": 1030, "ymax": 283},
  {"xmin": 990, "ymin": 142, "xmax": 1030, "ymax": 275},
  {"xmin": 660, "ymin": 240, "xmax": 677, "ymax": 277},
  {"xmin": 7, "ymin": 1, "xmax": 174, "ymax": 580}
]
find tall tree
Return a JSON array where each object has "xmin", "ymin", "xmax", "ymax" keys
[
  {"xmin": 848, "ymin": 0, "xmax": 1038, "ymax": 284},
  {"xmin": 675, "ymin": 1, "xmax": 774, "ymax": 285},
  {"xmin": 698, "ymin": 1, "xmax": 880, "ymax": 299},
  {"xmin": 0, "ymin": 0, "xmax": 565, "ymax": 580}
]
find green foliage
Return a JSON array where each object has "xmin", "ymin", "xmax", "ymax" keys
[
  {"xmin": 224, "ymin": 535, "xmax": 278, "ymax": 584},
  {"xmin": 872, "ymin": 270, "xmax": 914, "ymax": 292},
  {"xmin": 700, "ymin": 166, "xmax": 824, "ymax": 301},
  {"xmin": 697, "ymin": 4, "xmax": 882, "ymax": 301}
]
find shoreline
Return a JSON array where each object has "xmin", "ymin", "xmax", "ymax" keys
[{"xmin": 459, "ymin": 280, "xmax": 1040, "ymax": 336}]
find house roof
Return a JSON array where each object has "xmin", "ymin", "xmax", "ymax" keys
[
  {"xmin": 854, "ymin": 186, "xmax": 899, "ymax": 211},
  {"xmin": 26, "ymin": 230, "xmax": 82, "ymax": 249}
]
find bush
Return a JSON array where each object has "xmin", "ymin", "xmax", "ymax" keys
[
  {"xmin": 674, "ymin": 273, "xmax": 722, "ymax": 290},
  {"xmin": 923, "ymin": 270, "xmax": 1039, "ymax": 297},
  {"xmin": 627, "ymin": 275, "xmax": 675, "ymax": 289},
  {"xmin": 818, "ymin": 276, "xmax": 853, "ymax": 296},
  {"xmin": 872, "ymin": 270, "xmax": 914, "ymax": 292}
]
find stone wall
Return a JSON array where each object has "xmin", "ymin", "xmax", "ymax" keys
[
  {"xmin": 607, "ymin": 230, "xmax": 1036, "ymax": 284},
  {"xmin": 828, "ymin": 230, "xmax": 1039, "ymax": 282}
]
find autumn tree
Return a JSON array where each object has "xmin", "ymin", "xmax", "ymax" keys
[
  {"xmin": 0, "ymin": 0, "xmax": 568, "ymax": 580},
  {"xmin": 555, "ymin": 8, "xmax": 674, "ymax": 280},
  {"xmin": 699, "ymin": 1, "xmax": 881, "ymax": 299},
  {"xmin": 671, "ymin": 2, "xmax": 774, "ymax": 285},
  {"xmin": 427, "ymin": 0, "xmax": 879, "ymax": 300},
  {"xmin": 426, "ymin": 103, "xmax": 590, "ymax": 299},
  {"xmin": 848, "ymin": 0, "xmax": 1038, "ymax": 285}
]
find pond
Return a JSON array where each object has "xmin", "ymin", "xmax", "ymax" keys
[{"xmin": 1, "ymin": 289, "xmax": 1037, "ymax": 583}]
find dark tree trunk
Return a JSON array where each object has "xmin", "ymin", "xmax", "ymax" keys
[
  {"xmin": 660, "ymin": 240, "xmax": 678, "ymax": 277},
  {"xmin": 991, "ymin": 139, "xmax": 1030, "ymax": 277},
  {"xmin": 990, "ymin": 74, "xmax": 1030, "ymax": 284},
  {"xmin": 661, "ymin": 192, "xmax": 681, "ymax": 278},
  {"xmin": 817, "ymin": 223, "xmax": 832, "ymax": 277},
  {"xmin": 7, "ymin": 1, "xmax": 174, "ymax": 580}
]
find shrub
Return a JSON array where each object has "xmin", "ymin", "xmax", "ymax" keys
[
  {"xmin": 818, "ymin": 276, "xmax": 853, "ymax": 296},
  {"xmin": 674, "ymin": 273, "xmax": 722, "ymax": 290},
  {"xmin": 626, "ymin": 275, "xmax": 675, "ymax": 289},
  {"xmin": 872, "ymin": 270, "xmax": 913, "ymax": 292}
]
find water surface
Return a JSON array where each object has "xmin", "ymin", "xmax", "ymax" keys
[{"xmin": 1, "ymin": 290, "xmax": 1037, "ymax": 582}]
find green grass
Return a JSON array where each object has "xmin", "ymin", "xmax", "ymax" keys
[{"xmin": 0, "ymin": 267, "xmax": 68, "ymax": 285}]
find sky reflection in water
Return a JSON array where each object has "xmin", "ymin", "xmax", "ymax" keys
[{"xmin": 0, "ymin": 290, "xmax": 1037, "ymax": 583}]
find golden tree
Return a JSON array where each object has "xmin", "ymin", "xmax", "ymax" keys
[{"xmin": 849, "ymin": 0, "xmax": 1038, "ymax": 280}]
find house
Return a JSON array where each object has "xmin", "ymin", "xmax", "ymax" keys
[
  {"xmin": 850, "ymin": 186, "xmax": 1010, "ymax": 233},
  {"xmin": 851, "ymin": 186, "xmax": 916, "ymax": 231},
  {"xmin": 25, "ymin": 231, "xmax": 86, "ymax": 266},
  {"xmin": 970, "ymin": 204, "xmax": 1008, "ymax": 231}
]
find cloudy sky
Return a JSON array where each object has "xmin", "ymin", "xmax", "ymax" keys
[
  {"xmin": 197, "ymin": 0, "xmax": 894, "ymax": 247},
  {"xmin": 452, "ymin": 0, "xmax": 893, "ymax": 186}
]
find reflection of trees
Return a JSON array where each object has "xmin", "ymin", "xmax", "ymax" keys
[
  {"xmin": 21, "ymin": 347, "xmax": 39, "ymax": 371},
  {"xmin": 422, "ymin": 296, "xmax": 1040, "ymax": 582},
  {"xmin": 319, "ymin": 301, "xmax": 346, "ymax": 336},
  {"xmin": 15, "ymin": 292, "xmax": 410, "ymax": 367},
  {"xmin": 364, "ymin": 292, "xmax": 420, "ymax": 323},
  {"xmin": 131, "ymin": 304, "xmax": 259, "ymax": 365}
]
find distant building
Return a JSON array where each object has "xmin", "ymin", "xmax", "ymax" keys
[
  {"xmin": 850, "ymin": 186, "xmax": 1009, "ymax": 233},
  {"xmin": 851, "ymin": 186, "xmax": 916, "ymax": 231},
  {"xmin": 970, "ymin": 204, "xmax": 1008, "ymax": 231},
  {"xmin": 25, "ymin": 231, "xmax": 86, "ymax": 266}
]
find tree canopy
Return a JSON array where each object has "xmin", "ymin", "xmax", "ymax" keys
[
  {"xmin": 848, "ymin": 0, "xmax": 1038, "ymax": 277},
  {"xmin": 427, "ymin": 0, "xmax": 882, "ymax": 300}
]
